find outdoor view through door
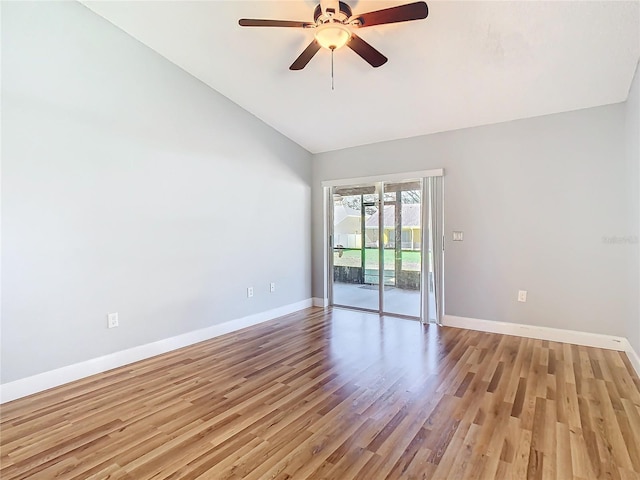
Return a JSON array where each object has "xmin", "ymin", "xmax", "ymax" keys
[
  {"xmin": 332, "ymin": 185, "xmax": 381, "ymax": 312},
  {"xmin": 331, "ymin": 179, "xmax": 437, "ymax": 320}
]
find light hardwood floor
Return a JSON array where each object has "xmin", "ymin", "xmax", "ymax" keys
[{"xmin": 1, "ymin": 307, "xmax": 640, "ymax": 479}]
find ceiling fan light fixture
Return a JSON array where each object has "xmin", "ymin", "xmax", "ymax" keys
[
  {"xmin": 239, "ymin": 1, "xmax": 428, "ymax": 70},
  {"xmin": 314, "ymin": 23, "xmax": 351, "ymax": 50}
]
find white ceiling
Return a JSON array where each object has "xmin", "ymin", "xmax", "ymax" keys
[{"xmin": 82, "ymin": 1, "xmax": 639, "ymax": 153}]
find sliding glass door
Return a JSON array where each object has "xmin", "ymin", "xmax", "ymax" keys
[
  {"xmin": 331, "ymin": 185, "xmax": 380, "ymax": 311},
  {"xmin": 330, "ymin": 177, "xmax": 439, "ymax": 321},
  {"xmin": 381, "ymin": 181, "xmax": 422, "ymax": 317}
]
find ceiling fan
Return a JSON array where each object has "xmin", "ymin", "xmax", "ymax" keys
[{"xmin": 239, "ymin": 1, "xmax": 428, "ymax": 70}]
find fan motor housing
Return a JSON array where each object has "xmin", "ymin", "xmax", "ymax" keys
[{"xmin": 313, "ymin": 2, "xmax": 353, "ymax": 24}]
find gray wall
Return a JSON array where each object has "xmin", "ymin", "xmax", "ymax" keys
[
  {"xmin": 625, "ymin": 61, "xmax": 640, "ymax": 353},
  {"xmin": 1, "ymin": 2, "xmax": 312, "ymax": 383},
  {"xmin": 313, "ymin": 103, "xmax": 632, "ymax": 338}
]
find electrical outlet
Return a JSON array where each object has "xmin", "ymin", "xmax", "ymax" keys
[
  {"xmin": 518, "ymin": 290, "xmax": 527, "ymax": 303},
  {"xmin": 108, "ymin": 312, "xmax": 119, "ymax": 328},
  {"xmin": 270, "ymin": 282, "xmax": 276, "ymax": 293},
  {"xmin": 247, "ymin": 287, "xmax": 254, "ymax": 298}
]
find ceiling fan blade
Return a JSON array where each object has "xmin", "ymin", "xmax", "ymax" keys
[
  {"xmin": 239, "ymin": 19, "xmax": 314, "ymax": 28},
  {"xmin": 353, "ymin": 1, "xmax": 428, "ymax": 28},
  {"xmin": 347, "ymin": 34, "xmax": 388, "ymax": 67},
  {"xmin": 290, "ymin": 40, "xmax": 322, "ymax": 70}
]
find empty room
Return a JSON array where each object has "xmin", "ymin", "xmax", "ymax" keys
[{"xmin": 1, "ymin": 1, "xmax": 639, "ymax": 479}]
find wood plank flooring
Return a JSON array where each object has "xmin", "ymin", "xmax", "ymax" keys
[{"xmin": 1, "ymin": 307, "xmax": 640, "ymax": 479}]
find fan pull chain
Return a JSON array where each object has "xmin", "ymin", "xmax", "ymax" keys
[{"xmin": 331, "ymin": 48, "xmax": 335, "ymax": 91}]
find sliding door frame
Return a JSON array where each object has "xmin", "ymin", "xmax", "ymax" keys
[{"xmin": 323, "ymin": 169, "xmax": 444, "ymax": 322}]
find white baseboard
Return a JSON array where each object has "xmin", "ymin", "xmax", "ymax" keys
[
  {"xmin": 624, "ymin": 341, "xmax": 640, "ymax": 377},
  {"xmin": 442, "ymin": 315, "xmax": 628, "ymax": 351},
  {"xmin": 0, "ymin": 299, "xmax": 313, "ymax": 404},
  {"xmin": 313, "ymin": 297, "xmax": 329, "ymax": 307},
  {"xmin": 443, "ymin": 315, "xmax": 640, "ymax": 378}
]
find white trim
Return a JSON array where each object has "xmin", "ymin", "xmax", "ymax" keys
[
  {"xmin": 0, "ymin": 299, "xmax": 313, "ymax": 404},
  {"xmin": 624, "ymin": 340, "xmax": 640, "ymax": 377},
  {"xmin": 313, "ymin": 297, "xmax": 329, "ymax": 307},
  {"xmin": 442, "ymin": 315, "xmax": 628, "ymax": 351},
  {"xmin": 324, "ymin": 186, "xmax": 332, "ymax": 306},
  {"xmin": 321, "ymin": 169, "xmax": 444, "ymax": 188}
]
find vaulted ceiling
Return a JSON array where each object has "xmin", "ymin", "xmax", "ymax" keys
[{"xmin": 82, "ymin": 1, "xmax": 639, "ymax": 153}]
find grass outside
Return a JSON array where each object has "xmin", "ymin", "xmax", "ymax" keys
[{"xmin": 334, "ymin": 248, "xmax": 422, "ymax": 271}]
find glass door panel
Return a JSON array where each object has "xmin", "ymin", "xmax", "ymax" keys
[
  {"xmin": 381, "ymin": 181, "xmax": 422, "ymax": 317},
  {"xmin": 331, "ymin": 185, "xmax": 380, "ymax": 311}
]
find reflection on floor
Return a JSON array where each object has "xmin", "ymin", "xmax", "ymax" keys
[{"xmin": 333, "ymin": 281, "xmax": 435, "ymax": 319}]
